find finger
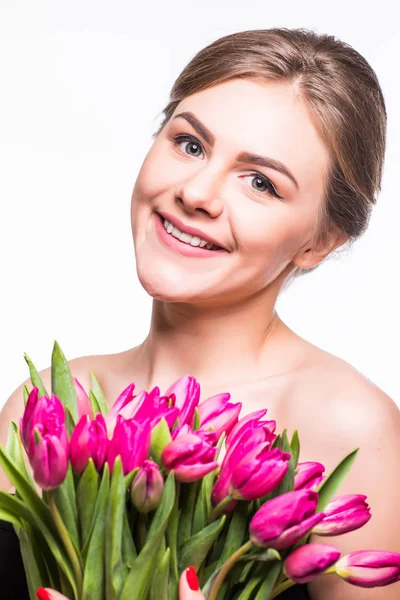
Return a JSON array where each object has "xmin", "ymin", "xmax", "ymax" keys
[
  {"xmin": 36, "ymin": 588, "xmax": 70, "ymax": 600},
  {"xmin": 179, "ymin": 566, "xmax": 206, "ymax": 600}
]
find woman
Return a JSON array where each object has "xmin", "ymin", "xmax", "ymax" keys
[{"xmin": 1, "ymin": 27, "xmax": 400, "ymax": 599}]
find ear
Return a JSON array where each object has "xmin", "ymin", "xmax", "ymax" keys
[{"xmin": 292, "ymin": 227, "xmax": 348, "ymax": 270}]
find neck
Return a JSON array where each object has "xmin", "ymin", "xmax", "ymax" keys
[{"xmin": 133, "ymin": 278, "xmax": 296, "ymax": 394}]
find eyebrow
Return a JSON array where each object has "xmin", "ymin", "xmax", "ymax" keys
[{"xmin": 172, "ymin": 111, "xmax": 299, "ymax": 190}]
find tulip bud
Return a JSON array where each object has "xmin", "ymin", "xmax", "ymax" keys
[
  {"xmin": 311, "ymin": 494, "xmax": 371, "ymax": 536},
  {"xmin": 130, "ymin": 460, "xmax": 164, "ymax": 513},
  {"xmin": 294, "ymin": 462, "xmax": 325, "ymax": 491},
  {"xmin": 107, "ymin": 415, "xmax": 151, "ymax": 475},
  {"xmin": 284, "ymin": 543, "xmax": 341, "ymax": 583},
  {"xmin": 336, "ymin": 550, "xmax": 400, "ymax": 587},
  {"xmin": 30, "ymin": 428, "xmax": 69, "ymax": 490},
  {"xmin": 73, "ymin": 377, "xmax": 93, "ymax": 419},
  {"xmin": 69, "ymin": 414, "xmax": 109, "ymax": 475},
  {"xmin": 161, "ymin": 425, "xmax": 218, "ymax": 483},
  {"xmin": 163, "ymin": 376, "xmax": 200, "ymax": 428},
  {"xmin": 249, "ymin": 489, "xmax": 325, "ymax": 550},
  {"xmin": 198, "ymin": 393, "xmax": 242, "ymax": 438},
  {"xmin": 230, "ymin": 446, "xmax": 290, "ymax": 501}
]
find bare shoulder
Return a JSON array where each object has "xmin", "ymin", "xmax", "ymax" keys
[{"xmin": 288, "ymin": 344, "xmax": 400, "ymax": 469}]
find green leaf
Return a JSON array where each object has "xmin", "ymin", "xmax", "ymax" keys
[
  {"xmin": 179, "ymin": 515, "xmax": 226, "ymax": 572},
  {"xmin": 150, "ymin": 547, "xmax": 170, "ymax": 600},
  {"xmin": 65, "ymin": 407, "xmax": 76, "ymax": 438},
  {"xmin": 166, "ymin": 482, "xmax": 180, "ymax": 600},
  {"xmin": 192, "ymin": 468, "xmax": 214, "ymax": 535},
  {"xmin": 0, "ymin": 491, "xmax": 77, "ymax": 598},
  {"xmin": 290, "ymin": 430, "xmax": 300, "ymax": 468},
  {"xmin": 105, "ymin": 456, "xmax": 126, "ymax": 600},
  {"xmin": 81, "ymin": 464, "xmax": 110, "ymax": 600},
  {"xmin": 178, "ymin": 481, "xmax": 199, "ymax": 547},
  {"xmin": 235, "ymin": 576, "xmax": 263, "ymax": 600},
  {"xmin": 254, "ymin": 561, "xmax": 282, "ymax": 600},
  {"xmin": 19, "ymin": 524, "xmax": 52, "ymax": 600},
  {"xmin": 316, "ymin": 448, "xmax": 359, "ymax": 513},
  {"xmin": 89, "ymin": 370, "xmax": 109, "ymax": 416},
  {"xmin": 51, "ymin": 340, "xmax": 79, "ymax": 423},
  {"xmin": 242, "ymin": 548, "xmax": 281, "ymax": 562},
  {"xmin": 88, "ymin": 390, "xmax": 102, "ymax": 419},
  {"xmin": 23, "ymin": 385, "xmax": 30, "ymax": 406},
  {"xmin": 24, "ymin": 353, "xmax": 48, "ymax": 397},
  {"xmin": 150, "ymin": 418, "xmax": 172, "ymax": 467},
  {"xmin": 76, "ymin": 459, "xmax": 99, "ymax": 550},
  {"xmin": 193, "ymin": 407, "xmax": 200, "ymax": 430},
  {"xmin": 5, "ymin": 421, "xmax": 35, "ymax": 489},
  {"xmin": 219, "ymin": 501, "xmax": 248, "ymax": 565},
  {"xmin": 52, "ymin": 463, "xmax": 79, "ymax": 549},
  {"xmin": 119, "ymin": 472, "xmax": 176, "ymax": 600},
  {"xmin": 0, "ymin": 446, "xmax": 59, "ymax": 540},
  {"xmin": 121, "ymin": 509, "xmax": 137, "ymax": 570}
]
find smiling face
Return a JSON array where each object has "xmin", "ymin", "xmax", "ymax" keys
[{"xmin": 130, "ymin": 78, "xmax": 332, "ymax": 306}]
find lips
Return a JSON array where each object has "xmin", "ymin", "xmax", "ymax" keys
[{"xmin": 157, "ymin": 211, "xmax": 229, "ymax": 252}]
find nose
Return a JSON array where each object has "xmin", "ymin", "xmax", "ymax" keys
[{"xmin": 174, "ymin": 167, "xmax": 224, "ymax": 219}]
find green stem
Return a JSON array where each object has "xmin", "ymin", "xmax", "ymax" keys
[
  {"xmin": 270, "ymin": 578, "xmax": 295, "ymax": 599},
  {"xmin": 208, "ymin": 540, "xmax": 253, "ymax": 600},
  {"xmin": 269, "ymin": 565, "xmax": 337, "ymax": 599},
  {"xmin": 136, "ymin": 513, "xmax": 148, "ymax": 552},
  {"xmin": 208, "ymin": 495, "xmax": 234, "ymax": 523},
  {"xmin": 47, "ymin": 489, "xmax": 83, "ymax": 598}
]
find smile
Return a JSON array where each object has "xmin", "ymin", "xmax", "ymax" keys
[
  {"xmin": 162, "ymin": 218, "xmax": 221, "ymax": 250},
  {"xmin": 154, "ymin": 213, "xmax": 228, "ymax": 258}
]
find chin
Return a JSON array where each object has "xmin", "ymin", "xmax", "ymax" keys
[{"xmin": 135, "ymin": 259, "xmax": 199, "ymax": 303}]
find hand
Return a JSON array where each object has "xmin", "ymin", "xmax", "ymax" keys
[{"xmin": 36, "ymin": 566, "xmax": 206, "ymax": 599}]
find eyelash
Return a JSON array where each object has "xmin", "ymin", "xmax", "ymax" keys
[{"xmin": 172, "ymin": 134, "xmax": 284, "ymax": 200}]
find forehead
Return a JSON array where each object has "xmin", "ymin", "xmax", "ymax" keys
[{"xmin": 171, "ymin": 78, "xmax": 331, "ymax": 195}]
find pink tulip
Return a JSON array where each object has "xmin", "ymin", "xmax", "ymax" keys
[
  {"xmin": 107, "ymin": 415, "xmax": 151, "ymax": 475},
  {"xmin": 20, "ymin": 389, "xmax": 69, "ymax": 489},
  {"xmin": 230, "ymin": 445, "xmax": 291, "ymax": 501},
  {"xmin": 163, "ymin": 376, "xmax": 200, "ymax": 428},
  {"xmin": 294, "ymin": 462, "xmax": 325, "ymax": 491},
  {"xmin": 312, "ymin": 494, "xmax": 371, "ymax": 536},
  {"xmin": 105, "ymin": 382, "xmax": 136, "ymax": 436},
  {"xmin": 69, "ymin": 414, "xmax": 109, "ymax": 475},
  {"xmin": 73, "ymin": 377, "xmax": 93, "ymax": 419},
  {"xmin": 161, "ymin": 425, "xmax": 218, "ymax": 483},
  {"xmin": 226, "ymin": 409, "xmax": 276, "ymax": 450},
  {"xmin": 30, "ymin": 431, "xmax": 69, "ymax": 489},
  {"xmin": 20, "ymin": 388, "xmax": 66, "ymax": 457},
  {"xmin": 211, "ymin": 423, "xmax": 278, "ymax": 507},
  {"xmin": 336, "ymin": 550, "xmax": 400, "ymax": 587},
  {"xmin": 284, "ymin": 544, "xmax": 341, "ymax": 583},
  {"xmin": 130, "ymin": 460, "xmax": 164, "ymax": 513},
  {"xmin": 198, "ymin": 393, "xmax": 242, "ymax": 438},
  {"xmin": 249, "ymin": 489, "xmax": 325, "ymax": 550}
]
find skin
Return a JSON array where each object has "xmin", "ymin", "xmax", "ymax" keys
[{"xmin": 2, "ymin": 78, "xmax": 400, "ymax": 599}]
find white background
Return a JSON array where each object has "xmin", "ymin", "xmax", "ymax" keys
[{"xmin": 0, "ymin": 1, "xmax": 399, "ymax": 408}]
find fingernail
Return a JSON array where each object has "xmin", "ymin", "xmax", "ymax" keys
[
  {"xmin": 36, "ymin": 588, "xmax": 51, "ymax": 600},
  {"xmin": 186, "ymin": 565, "xmax": 199, "ymax": 591}
]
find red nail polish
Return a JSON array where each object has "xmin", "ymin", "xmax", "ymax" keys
[
  {"xmin": 186, "ymin": 565, "xmax": 199, "ymax": 591},
  {"xmin": 36, "ymin": 588, "xmax": 51, "ymax": 600}
]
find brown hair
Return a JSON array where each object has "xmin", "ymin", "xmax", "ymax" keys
[{"xmin": 152, "ymin": 28, "xmax": 387, "ymax": 278}]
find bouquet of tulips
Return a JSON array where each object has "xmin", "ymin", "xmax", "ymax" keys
[{"xmin": 1, "ymin": 341, "xmax": 400, "ymax": 600}]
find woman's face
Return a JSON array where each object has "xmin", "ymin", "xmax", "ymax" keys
[{"xmin": 130, "ymin": 78, "xmax": 331, "ymax": 305}]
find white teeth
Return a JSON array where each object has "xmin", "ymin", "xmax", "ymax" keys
[
  {"xmin": 171, "ymin": 226, "xmax": 181, "ymax": 239},
  {"xmin": 162, "ymin": 217, "xmax": 220, "ymax": 250},
  {"xmin": 179, "ymin": 232, "xmax": 192, "ymax": 243}
]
